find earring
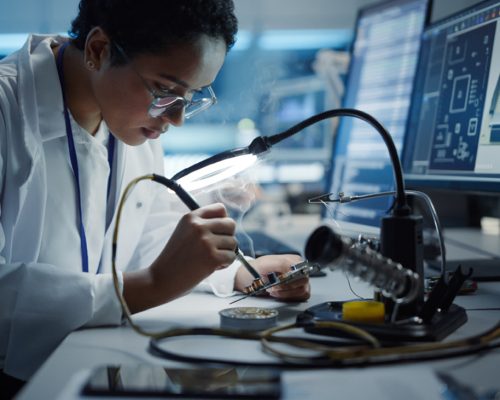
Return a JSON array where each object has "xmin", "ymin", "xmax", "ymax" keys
[{"xmin": 86, "ymin": 60, "xmax": 96, "ymax": 70}]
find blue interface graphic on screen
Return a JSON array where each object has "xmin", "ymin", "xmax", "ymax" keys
[
  {"xmin": 328, "ymin": 0, "xmax": 429, "ymax": 227},
  {"xmin": 404, "ymin": 1, "xmax": 500, "ymax": 192},
  {"xmin": 273, "ymin": 91, "xmax": 327, "ymax": 150}
]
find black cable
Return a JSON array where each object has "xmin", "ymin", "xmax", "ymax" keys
[
  {"xmin": 149, "ymin": 336, "xmax": 500, "ymax": 369},
  {"xmin": 148, "ymin": 321, "xmax": 500, "ymax": 369},
  {"xmin": 151, "ymin": 173, "xmax": 200, "ymax": 210},
  {"xmin": 266, "ymin": 109, "xmax": 408, "ymax": 213}
]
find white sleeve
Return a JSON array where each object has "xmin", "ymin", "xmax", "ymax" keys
[
  {"xmin": 0, "ymin": 108, "xmax": 123, "ymax": 380},
  {"xmin": 0, "ymin": 262, "xmax": 124, "ymax": 380},
  {"xmin": 195, "ymin": 260, "xmax": 240, "ymax": 297}
]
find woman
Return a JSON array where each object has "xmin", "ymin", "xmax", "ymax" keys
[{"xmin": 0, "ymin": 0, "xmax": 310, "ymax": 396}]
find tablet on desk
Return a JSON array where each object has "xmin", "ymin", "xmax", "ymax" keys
[{"xmin": 81, "ymin": 364, "xmax": 281, "ymax": 399}]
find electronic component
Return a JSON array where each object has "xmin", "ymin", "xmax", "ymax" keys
[{"xmin": 230, "ymin": 261, "xmax": 319, "ymax": 304}]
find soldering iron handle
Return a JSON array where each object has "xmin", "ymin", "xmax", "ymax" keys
[
  {"xmin": 152, "ymin": 174, "xmax": 200, "ymax": 210},
  {"xmin": 152, "ymin": 174, "xmax": 262, "ymax": 279}
]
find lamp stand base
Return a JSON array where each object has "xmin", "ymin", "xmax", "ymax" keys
[{"xmin": 298, "ymin": 301, "xmax": 467, "ymax": 342}]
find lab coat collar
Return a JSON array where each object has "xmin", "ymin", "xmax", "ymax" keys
[
  {"xmin": 30, "ymin": 34, "xmax": 67, "ymax": 142},
  {"xmin": 15, "ymin": 35, "xmax": 43, "ymax": 169},
  {"xmin": 18, "ymin": 34, "xmax": 79, "ymax": 145}
]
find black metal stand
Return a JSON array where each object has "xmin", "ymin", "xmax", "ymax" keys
[{"xmin": 298, "ymin": 301, "xmax": 467, "ymax": 342}]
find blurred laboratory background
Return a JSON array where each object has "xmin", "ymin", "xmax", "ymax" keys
[{"xmin": 0, "ymin": 0, "xmax": 486, "ymax": 220}]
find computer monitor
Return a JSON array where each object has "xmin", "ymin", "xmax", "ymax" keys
[
  {"xmin": 256, "ymin": 76, "xmax": 334, "ymax": 186},
  {"xmin": 324, "ymin": 0, "xmax": 431, "ymax": 235},
  {"xmin": 403, "ymin": 0, "xmax": 500, "ymax": 194},
  {"xmin": 402, "ymin": 0, "xmax": 500, "ymax": 278},
  {"xmin": 260, "ymin": 76, "xmax": 332, "ymax": 162}
]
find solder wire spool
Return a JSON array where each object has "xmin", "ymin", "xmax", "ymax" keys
[{"xmin": 219, "ymin": 307, "xmax": 279, "ymax": 331}]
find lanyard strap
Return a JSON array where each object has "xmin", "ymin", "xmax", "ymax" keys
[{"xmin": 56, "ymin": 42, "xmax": 115, "ymax": 274}]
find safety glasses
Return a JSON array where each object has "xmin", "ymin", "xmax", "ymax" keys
[
  {"xmin": 148, "ymin": 85, "xmax": 216, "ymax": 119},
  {"xmin": 114, "ymin": 44, "xmax": 217, "ymax": 119}
]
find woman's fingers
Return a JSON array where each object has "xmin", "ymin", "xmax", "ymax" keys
[{"xmin": 267, "ymin": 277, "xmax": 311, "ymax": 300}]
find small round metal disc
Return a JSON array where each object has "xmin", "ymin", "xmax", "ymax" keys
[{"xmin": 219, "ymin": 307, "xmax": 278, "ymax": 331}]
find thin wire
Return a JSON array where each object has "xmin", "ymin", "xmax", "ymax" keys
[
  {"xmin": 406, "ymin": 190, "xmax": 446, "ymax": 276},
  {"xmin": 112, "ymin": 175, "xmax": 166, "ymax": 339},
  {"xmin": 320, "ymin": 200, "xmax": 345, "ymax": 233},
  {"xmin": 320, "ymin": 199, "xmax": 334, "ymax": 220},
  {"xmin": 344, "ymin": 271, "xmax": 366, "ymax": 300}
]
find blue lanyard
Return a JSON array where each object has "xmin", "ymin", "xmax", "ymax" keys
[{"xmin": 56, "ymin": 42, "xmax": 115, "ymax": 274}]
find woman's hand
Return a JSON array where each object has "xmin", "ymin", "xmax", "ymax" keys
[
  {"xmin": 234, "ymin": 254, "xmax": 311, "ymax": 301},
  {"xmin": 124, "ymin": 203, "xmax": 237, "ymax": 313}
]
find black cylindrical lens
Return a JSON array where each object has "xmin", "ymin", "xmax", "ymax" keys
[{"xmin": 304, "ymin": 225, "xmax": 344, "ymax": 265}]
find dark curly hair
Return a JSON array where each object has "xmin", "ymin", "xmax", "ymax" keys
[{"xmin": 69, "ymin": 0, "xmax": 238, "ymax": 64}]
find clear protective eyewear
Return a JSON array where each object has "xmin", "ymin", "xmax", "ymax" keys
[
  {"xmin": 148, "ymin": 85, "xmax": 216, "ymax": 119},
  {"xmin": 114, "ymin": 44, "xmax": 217, "ymax": 120}
]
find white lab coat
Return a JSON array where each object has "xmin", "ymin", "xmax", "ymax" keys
[{"xmin": 0, "ymin": 35, "xmax": 239, "ymax": 380}]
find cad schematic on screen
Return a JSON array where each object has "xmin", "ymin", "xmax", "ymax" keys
[{"xmin": 406, "ymin": 3, "xmax": 500, "ymax": 182}]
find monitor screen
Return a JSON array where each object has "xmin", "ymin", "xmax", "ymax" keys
[
  {"xmin": 403, "ymin": 0, "xmax": 500, "ymax": 194},
  {"xmin": 324, "ymin": 0, "xmax": 431, "ymax": 232},
  {"xmin": 259, "ymin": 76, "xmax": 333, "ymax": 162},
  {"xmin": 255, "ymin": 76, "xmax": 335, "ymax": 186}
]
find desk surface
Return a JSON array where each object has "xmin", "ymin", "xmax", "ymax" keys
[{"xmin": 17, "ymin": 267, "xmax": 500, "ymax": 400}]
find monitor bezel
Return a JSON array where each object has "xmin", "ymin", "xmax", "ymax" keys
[{"xmin": 402, "ymin": 0, "xmax": 500, "ymax": 195}]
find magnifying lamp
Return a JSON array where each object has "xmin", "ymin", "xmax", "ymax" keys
[{"xmin": 172, "ymin": 108, "xmax": 408, "ymax": 216}]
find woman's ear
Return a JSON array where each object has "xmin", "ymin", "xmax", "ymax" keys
[{"xmin": 84, "ymin": 27, "xmax": 112, "ymax": 71}]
